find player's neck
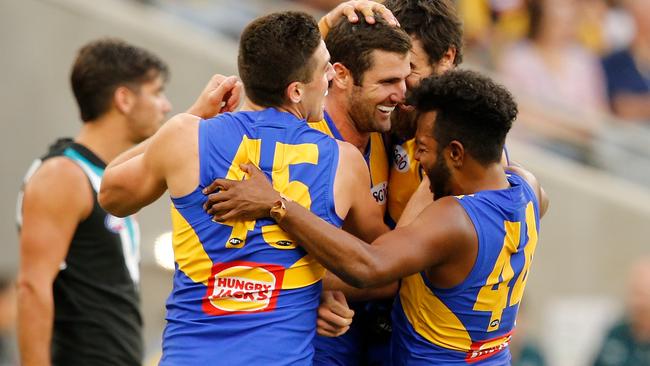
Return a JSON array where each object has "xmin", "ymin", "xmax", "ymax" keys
[
  {"xmin": 454, "ymin": 162, "xmax": 509, "ymax": 196},
  {"xmin": 75, "ymin": 114, "xmax": 136, "ymax": 165},
  {"xmin": 243, "ymin": 98, "xmax": 309, "ymax": 123},
  {"xmin": 325, "ymin": 95, "xmax": 370, "ymax": 153}
]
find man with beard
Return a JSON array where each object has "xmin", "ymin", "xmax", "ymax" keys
[
  {"xmin": 307, "ymin": 11, "xmax": 411, "ymax": 366},
  {"xmin": 311, "ymin": 1, "xmax": 464, "ymax": 364},
  {"xmin": 99, "ymin": 11, "xmax": 389, "ymax": 365},
  {"xmin": 381, "ymin": 0, "xmax": 465, "ymax": 226},
  {"xmin": 203, "ymin": 69, "xmax": 549, "ymax": 365}
]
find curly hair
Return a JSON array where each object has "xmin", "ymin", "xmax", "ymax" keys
[
  {"xmin": 409, "ymin": 70, "xmax": 518, "ymax": 165},
  {"xmin": 71, "ymin": 38, "xmax": 169, "ymax": 122},
  {"xmin": 238, "ymin": 11, "xmax": 321, "ymax": 107},
  {"xmin": 325, "ymin": 10, "xmax": 411, "ymax": 85},
  {"xmin": 384, "ymin": 0, "xmax": 463, "ymax": 67}
]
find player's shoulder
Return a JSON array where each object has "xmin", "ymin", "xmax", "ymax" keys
[
  {"xmin": 29, "ymin": 156, "xmax": 88, "ymax": 188},
  {"xmin": 421, "ymin": 195, "xmax": 475, "ymax": 234},
  {"xmin": 506, "ymin": 166, "xmax": 540, "ymax": 194},
  {"xmin": 336, "ymin": 140, "xmax": 365, "ymax": 169},
  {"xmin": 23, "ymin": 156, "xmax": 92, "ymax": 212},
  {"xmin": 161, "ymin": 112, "xmax": 202, "ymax": 132}
]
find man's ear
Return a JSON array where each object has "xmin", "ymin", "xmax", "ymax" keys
[
  {"xmin": 114, "ymin": 86, "xmax": 136, "ymax": 114},
  {"xmin": 286, "ymin": 81, "xmax": 303, "ymax": 104},
  {"xmin": 434, "ymin": 47, "xmax": 456, "ymax": 74},
  {"xmin": 332, "ymin": 62, "xmax": 352, "ymax": 90},
  {"xmin": 448, "ymin": 140, "xmax": 465, "ymax": 168}
]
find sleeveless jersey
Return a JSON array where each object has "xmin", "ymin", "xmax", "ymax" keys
[
  {"xmin": 308, "ymin": 111, "xmax": 389, "ymax": 210},
  {"xmin": 309, "ymin": 111, "xmax": 392, "ymax": 366},
  {"xmin": 391, "ymin": 173, "xmax": 540, "ymax": 365},
  {"xmin": 16, "ymin": 139, "xmax": 142, "ymax": 366},
  {"xmin": 388, "ymin": 140, "xmax": 512, "ymax": 227},
  {"xmin": 387, "ymin": 137, "xmax": 423, "ymax": 226},
  {"xmin": 162, "ymin": 108, "xmax": 342, "ymax": 365}
]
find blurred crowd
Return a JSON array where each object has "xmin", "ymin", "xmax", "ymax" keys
[
  {"xmin": 457, "ymin": 0, "xmax": 650, "ymax": 166},
  {"xmin": 141, "ymin": 0, "xmax": 650, "ymax": 180}
]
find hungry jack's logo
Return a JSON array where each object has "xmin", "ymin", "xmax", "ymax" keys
[{"xmin": 203, "ymin": 261, "xmax": 284, "ymax": 316}]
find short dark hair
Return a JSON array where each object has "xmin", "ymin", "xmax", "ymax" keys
[
  {"xmin": 384, "ymin": 0, "xmax": 463, "ymax": 67},
  {"xmin": 410, "ymin": 70, "xmax": 517, "ymax": 165},
  {"xmin": 70, "ymin": 38, "xmax": 169, "ymax": 122},
  {"xmin": 325, "ymin": 11, "xmax": 411, "ymax": 85},
  {"xmin": 238, "ymin": 11, "xmax": 321, "ymax": 107}
]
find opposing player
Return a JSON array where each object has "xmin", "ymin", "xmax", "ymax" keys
[{"xmin": 16, "ymin": 39, "xmax": 172, "ymax": 366}]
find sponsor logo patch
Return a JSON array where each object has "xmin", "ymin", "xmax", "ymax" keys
[
  {"xmin": 104, "ymin": 214, "xmax": 125, "ymax": 234},
  {"xmin": 392, "ymin": 145, "xmax": 410, "ymax": 173},
  {"xmin": 465, "ymin": 332, "xmax": 511, "ymax": 363},
  {"xmin": 203, "ymin": 261, "xmax": 284, "ymax": 316},
  {"xmin": 371, "ymin": 181, "xmax": 388, "ymax": 205}
]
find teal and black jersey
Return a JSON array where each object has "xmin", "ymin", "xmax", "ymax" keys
[
  {"xmin": 162, "ymin": 108, "xmax": 342, "ymax": 365},
  {"xmin": 17, "ymin": 138, "xmax": 142, "ymax": 366},
  {"xmin": 392, "ymin": 173, "xmax": 540, "ymax": 365}
]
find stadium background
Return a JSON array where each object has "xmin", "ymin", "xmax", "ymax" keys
[{"xmin": 1, "ymin": 0, "xmax": 649, "ymax": 364}]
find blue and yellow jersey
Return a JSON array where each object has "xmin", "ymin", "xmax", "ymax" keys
[
  {"xmin": 387, "ymin": 139, "xmax": 512, "ymax": 227},
  {"xmin": 391, "ymin": 173, "xmax": 540, "ymax": 365},
  {"xmin": 308, "ymin": 111, "xmax": 389, "ymax": 210},
  {"xmin": 387, "ymin": 137, "xmax": 423, "ymax": 226},
  {"xmin": 162, "ymin": 108, "xmax": 343, "ymax": 365}
]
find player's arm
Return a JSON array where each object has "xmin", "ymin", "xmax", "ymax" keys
[
  {"xmin": 335, "ymin": 141, "xmax": 391, "ymax": 242},
  {"xmin": 273, "ymin": 196, "xmax": 470, "ymax": 288},
  {"xmin": 99, "ymin": 113, "xmax": 200, "ymax": 217},
  {"xmin": 319, "ymin": 0, "xmax": 398, "ymax": 36},
  {"xmin": 17, "ymin": 158, "xmax": 93, "ymax": 366},
  {"xmin": 205, "ymin": 164, "xmax": 472, "ymax": 288},
  {"xmin": 317, "ymin": 290, "xmax": 355, "ymax": 337},
  {"xmin": 322, "ymin": 272, "xmax": 397, "ymax": 301},
  {"xmin": 397, "ymin": 174, "xmax": 433, "ymax": 228},
  {"xmin": 506, "ymin": 164, "xmax": 549, "ymax": 218},
  {"xmin": 99, "ymin": 73, "xmax": 240, "ymax": 216},
  {"xmin": 186, "ymin": 75, "xmax": 242, "ymax": 119}
]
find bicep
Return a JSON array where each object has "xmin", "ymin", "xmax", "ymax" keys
[
  {"xmin": 369, "ymin": 199, "xmax": 469, "ymax": 284},
  {"xmin": 20, "ymin": 163, "xmax": 90, "ymax": 282},
  {"xmin": 103, "ymin": 152, "xmax": 166, "ymax": 207},
  {"xmin": 397, "ymin": 176, "xmax": 433, "ymax": 228},
  {"xmin": 338, "ymin": 143, "xmax": 389, "ymax": 242},
  {"xmin": 99, "ymin": 115, "xmax": 197, "ymax": 216},
  {"xmin": 343, "ymin": 193, "xmax": 389, "ymax": 243}
]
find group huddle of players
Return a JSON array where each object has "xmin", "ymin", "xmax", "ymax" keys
[{"xmin": 18, "ymin": 1, "xmax": 548, "ymax": 365}]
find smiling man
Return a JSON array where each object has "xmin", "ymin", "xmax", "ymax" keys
[
  {"xmin": 306, "ymin": 12, "xmax": 412, "ymax": 365},
  {"xmin": 203, "ymin": 70, "xmax": 549, "ymax": 365},
  {"xmin": 98, "ymin": 11, "xmax": 387, "ymax": 365}
]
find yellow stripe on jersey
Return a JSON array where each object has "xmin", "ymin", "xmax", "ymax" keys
[
  {"xmin": 368, "ymin": 132, "xmax": 389, "ymax": 207},
  {"xmin": 308, "ymin": 120, "xmax": 335, "ymax": 138},
  {"xmin": 399, "ymin": 273, "xmax": 472, "ymax": 352},
  {"xmin": 171, "ymin": 205, "xmax": 213, "ymax": 285},
  {"xmin": 388, "ymin": 138, "xmax": 422, "ymax": 222},
  {"xmin": 309, "ymin": 119, "xmax": 388, "ymax": 210},
  {"xmin": 272, "ymin": 142, "xmax": 319, "ymax": 210},
  {"xmin": 509, "ymin": 202, "xmax": 538, "ymax": 306},
  {"xmin": 223, "ymin": 136, "xmax": 262, "ymax": 248},
  {"xmin": 283, "ymin": 255, "xmax": 326, "ymax": 290}
]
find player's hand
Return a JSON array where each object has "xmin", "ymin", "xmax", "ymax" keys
[
  {"xmin": 203, "ymin": 163, "xmax": 280, "ymax": 222},
  {"xmin": 317, "ymin": 291, "xmax": 354, "ymax": 337},
  {"xmin": 319, "ymin": 0, "xmax": 398, "ymax": 36},
  {"xmin": 187, "ymin": 74, "xmax": 243, "ymax": 119}
]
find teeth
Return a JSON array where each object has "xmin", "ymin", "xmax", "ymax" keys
[
  {"xmin": 377, "ymin": 105, "xmax": 395, "ymax": 113},
  {"xmin": 324, "ymin": 89, "xmax": 328, "ymax": 97}
]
